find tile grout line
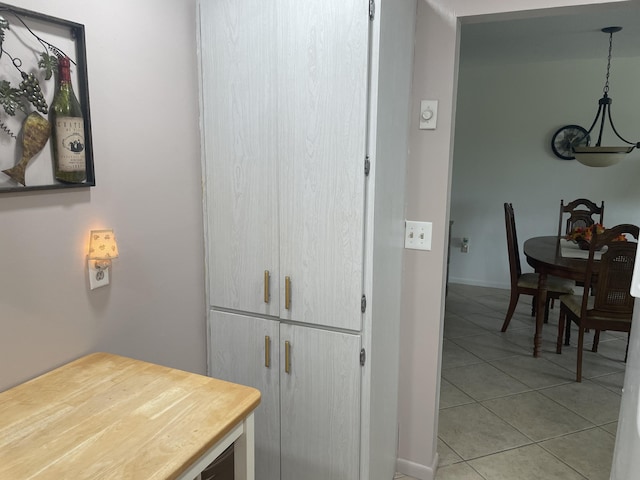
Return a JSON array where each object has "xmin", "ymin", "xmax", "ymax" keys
[{"xmin": 436, "ymin": 284, "xmax": 624, "ymax": 479}]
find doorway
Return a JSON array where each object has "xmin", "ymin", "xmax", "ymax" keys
[{"xmin": 438, "ymin": 4, "xmax": 640, "ymax": 478}]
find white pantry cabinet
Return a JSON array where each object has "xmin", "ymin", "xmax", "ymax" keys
[
  {"xmin": 210, "ymin": 311, "xmax": 361, "ymax": 480},
  {"xmin": 200, "ymin": 0, "xmax": 367, "ymax": 331},
  {"xmin": 198, "ymin": 0, "xmax": 417, "ymax": 479},
  {"xmin": 209, "ymin": 312, "xmax": 281, "ymax": 480},
  {"xmin": 276, "ymin": 0, "xmax": 368, "ymax": 330},
  {"xmin": 199, "ymin": 0, "xmax": 280, "ymax": 319}
]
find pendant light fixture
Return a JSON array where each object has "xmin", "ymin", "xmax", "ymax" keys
[{"xmin": 572, "ymin": 26, "xmax": 640, "ymax": 167}]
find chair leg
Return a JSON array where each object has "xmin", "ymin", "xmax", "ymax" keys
[
  {"xmin": 544, "ymin": 298, "xmax": 551, "ymax": 324},
  {"xmin": 625, "ymin": 331, "xmax": 630, "ymax": 363},
  {"xmin": 531, "ymin": 296, "xmax": 536, "ymax": 317},
  {"xmin": 576, "ymin": 326, "xmax": 585, "ymax": 382},
  {"xmin": 592, "ymin": 330, "xmax": 601, "ymax": 353},
  {"xmin": 557, "ymin": 310, "xmax": 565, "ymax": 354},
  {"xmin": 501, "ymin": 292, "xmax": 520, "ymax": 332},
  {"xmin": 564, "ymin": 316, "xmax": 571, "ymax": 346}
]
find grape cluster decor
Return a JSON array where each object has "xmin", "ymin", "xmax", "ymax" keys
[
  {"xmin": 19, "ymin": 71, "xmax": 48, "ymax": 114},
  {"xmin": 0, "ymin": 10, "xmax": 72, "ymax": 138}
]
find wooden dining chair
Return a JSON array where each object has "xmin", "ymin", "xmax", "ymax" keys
[
  {"xmin": 558, "ymin": 199, "xmax": 605, "ymax": 299},
  {"xmin": 501, "ymin": 203, "xmax": 575, "ymax": 332},
  {"xmin": 556, "ymin": 224, "xmax": 638, "ymax": 382},
  {"xmin": 557, "ymin": 198, "xmax": 604, "ymax": 237}
]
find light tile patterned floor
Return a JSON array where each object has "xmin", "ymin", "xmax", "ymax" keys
[{"xmin": 399, "ymin": 283, "xmax": 626, "ymax": 480}]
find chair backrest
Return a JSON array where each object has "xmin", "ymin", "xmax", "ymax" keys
[
  {"xmin": 504, "ymin": 203, "xmax": 522, "ymax": 287},
  {"xmin": 558, "ymin": 198, "xmax": 605, "ymax": 237},
  {"xmin": 581, "ymin": 224, "xmax": 639, "ymax": 317}
]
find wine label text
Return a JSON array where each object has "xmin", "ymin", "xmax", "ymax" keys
[{"xmin": 55, "ymin": 117, "xmax": 85, "ymax": 172}]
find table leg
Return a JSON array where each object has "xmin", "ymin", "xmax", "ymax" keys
[
  {"xmin": 534, "ymin": 272, "xmax": 548, "ymax": 357},
  {"xmin": 234, "ymin": 412, "xmax": 255, "ymax": 480}
]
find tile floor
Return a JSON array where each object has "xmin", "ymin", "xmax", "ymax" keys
[{"xmin": 400, "ymin": 283, "xmax": 627, "ymax": 480}]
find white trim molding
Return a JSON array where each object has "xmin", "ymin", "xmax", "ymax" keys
[{"xmin": 397, "ymin": 452, "xmax": 438, "ymax": 480}]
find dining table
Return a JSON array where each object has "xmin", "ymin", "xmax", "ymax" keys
[{"xmin": 523, "ymin": 235, "xmax": 601, "ymax": 357}]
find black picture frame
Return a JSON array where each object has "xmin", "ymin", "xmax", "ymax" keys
[{"xmin": 0, "ymin": 2, "xmax": 94, "ymax": 193}]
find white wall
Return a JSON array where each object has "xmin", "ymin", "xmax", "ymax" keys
[
  {"xmin": 450, "ymin": 56, "xmax": 640, "ymax": 288},
  {"xmin": 398, "ymin": 0, "xmax": 632, "ymax": 478},
  {"xmin": 0, "ymin": 0, "xmax": 205, "ymax": 391}
]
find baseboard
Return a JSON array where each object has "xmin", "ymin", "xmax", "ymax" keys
[
  {"xmin": 396, "ymin": 453, "xmax": 438, "ymax": 480},
  {"xmin": 448, "ymin": 277, "xmax": 509, "ymax": 290}
]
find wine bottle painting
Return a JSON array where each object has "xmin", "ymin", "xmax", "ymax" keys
[
  {"xmin": 0, "ymin": 3, "xmax": 94, "ymax": 192},
  {"xmin": 66, "ymin": 137, "xmax": 85, "ymax": 153}
]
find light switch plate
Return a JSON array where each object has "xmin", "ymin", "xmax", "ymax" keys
[
  {"xmin": 405, "ymin": 220, "xmax": 432, "ymax": 251},
  {"xmin": 419, "ymin": 100, "xmax": 438, "ymax": 130}
]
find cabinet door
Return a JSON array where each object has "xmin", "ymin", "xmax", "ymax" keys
[
  {"xmin": 209, "ymin": 311, "xmax": 280, "ymax": 480},
  {"xmin": 280, "ymin": 324, "xmax": 361, "ymax": 480},
  {"xmin": 200, "ymin": 0, "xmax": 280, "ymax": 316},
  {"xmin": 277, "ymin": 0, "xmax": 369, "ymax": 330}
]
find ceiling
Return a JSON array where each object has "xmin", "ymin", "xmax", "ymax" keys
[{"xmin": 460, "ymin": 2, "xmax": 640, "ymax": 65}]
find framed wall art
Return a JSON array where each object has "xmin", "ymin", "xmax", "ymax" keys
[{"xmin": 0, "ymin": 2, "xmax": 94, "ymax": 193}]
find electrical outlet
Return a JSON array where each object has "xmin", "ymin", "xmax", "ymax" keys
[
  {"xmin": 88, "ymin": 260, "xmax": 110, "ymax": 290},
  {"xmin": 405, "ymin": 220, "xmax": 432, "ymax": 251},
  {"xmin": 461, "ymin": 237, "xmax": 470, "ymax": 253}
]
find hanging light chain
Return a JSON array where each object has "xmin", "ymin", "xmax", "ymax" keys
[{"xmin": 603, "ymin": 30, "xmax": 614, "ymax": 94}]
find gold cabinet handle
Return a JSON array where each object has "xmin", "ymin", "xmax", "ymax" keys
[
  {"xmin": 285, "ymin": 340, "xmax": 291, "ymax": 374},
  {"xmin": 285, "ymin": 276, "xmax": 291, "ymax": 310},
  {"xmin": 265, "ymin": 335, "xmax": 271, "ymax": 368},
  {"xmin": 264, "ymin": 270, "xmax": 270, "ymax": 304}
]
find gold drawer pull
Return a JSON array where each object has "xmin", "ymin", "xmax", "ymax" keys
[
  {"xmin": 265, "ymin": 335, "xmax": 271, "ymax": 368},
  {"xmin": 264, "ymin": 270, "xmax": 270, "ymax": 304},
  {"xmin": 285, "ymin": 276, "xmax": 291, "ymax": 310},
  {"xmin": 285, "ymin": 340, "xmax": 291, "ymax": 374}
]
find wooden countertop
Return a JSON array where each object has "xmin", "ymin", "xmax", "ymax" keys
[{"xmin": 0, "ymin": 352, "xmax": 261, "ymax": 479}]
